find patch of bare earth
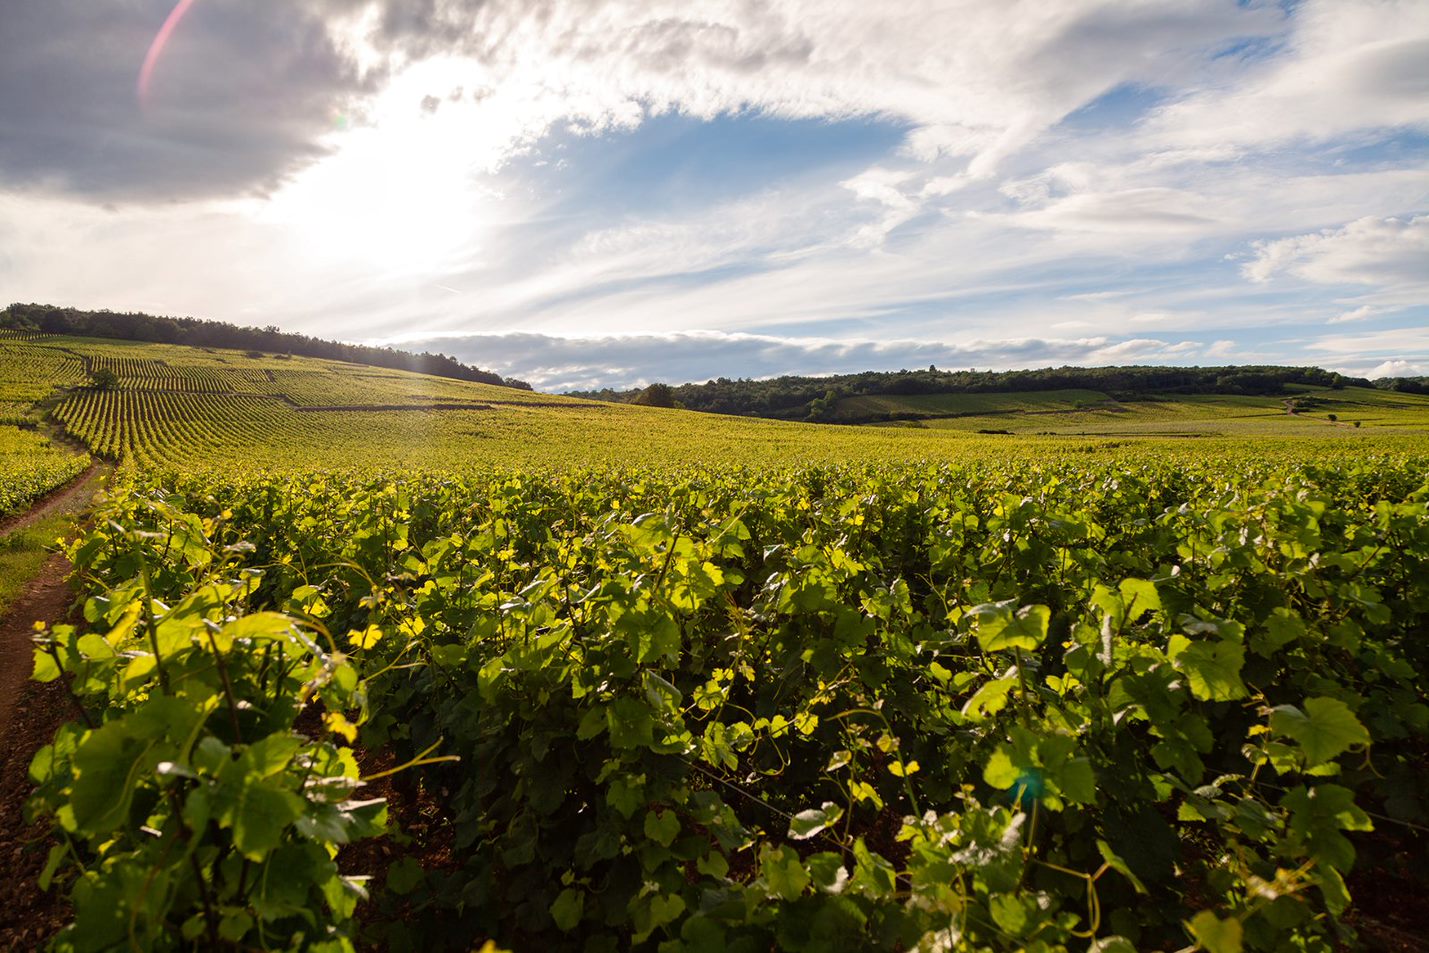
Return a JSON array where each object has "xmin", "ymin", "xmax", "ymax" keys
[
  {"xmin": 0, "ymin": 464, "xmax": 106, "ymax": 948},
  {"xmin": 0, "ymin": 552, "xmax": 79, "ymax": 948}
]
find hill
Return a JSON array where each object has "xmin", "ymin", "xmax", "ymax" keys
[
  {"xmin": 570, "ymin": 364, "xmax": 1389, "ymax": 422},
  {"xmin": 832, "ymin": 386, "xmax": 1429, "ymax": 435},
  {"xmin": 2, "ymin": 333, "xmax": 1428, "ymax": 475},
  {"xmin": 0, "ymin": 331, "xmax": 1076, "ymax": 473},
  {"xmin": 2, "ymin": 302, "xmax": 532, "ymax": 390}
]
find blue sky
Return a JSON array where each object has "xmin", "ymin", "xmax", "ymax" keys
[{"xmin": 1, "ymin": 0, "xmax": 1425, "ymax": 390}]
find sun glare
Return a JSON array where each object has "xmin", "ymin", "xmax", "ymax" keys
[{"xmin": 254, "ymin": 59, "xmax": 513, "ymax": 277}]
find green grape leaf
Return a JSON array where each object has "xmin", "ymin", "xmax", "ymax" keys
[
  {"xmin": 1269, "ymin": 697, "xmax": 1370, "ymax": 767},
  {"xmin": 974, "ymin": 603, "xmax": 1051, "ymax": 653},
  {"xmin": 761, "ymin": 845, "xmax": 811, "ymax": 900},
  {"xmin": 1187, "ymin": 910, "xmax": 1242, "ymax": 953},
  {"xmin": 1173, "ymin": 640, "xmax": 1247, "ymax": 701},
  {"xmin": 644, "ymin": 808, "xmax": 679, "ymax": 847},
  {"xmin": 983, "ymin": 746, "xmax": 1019, "ymax": 790},
  {"xmin": 386, "ymin": 857, "xmax": 425, "ymax": 896},
  {"xmin": 1119, "ymin": 578, "xmax": 1161, "ymax": 621},
  {"xmin": 550, "ymin": 888, "xmax": 584, "ymax": 932},
  {"xmin": 789, "ymin": 801, "xmax": 844, "ymax": 840},
  {"xmin": 962, "ymin": 676, "xmax": 1016, "ymax": 721},
  {"xmin": 1058, "ymin": 757, "xmax": 1096, "ymax": 804},
  {"xmin": 607, "ymin": 698, "xmax": 654, "ymax": 749},
  {"xmin": 229, "ymin": 781, "xmax": 305, "ymax": 860},
  {"xmin": 990, "ymin": 894, "xmax": 1030, "ymax": 937}
]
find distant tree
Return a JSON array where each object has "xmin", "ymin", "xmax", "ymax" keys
[
  {"xmin": 1354, "ymin": 420, "xmax": 1362, "ymax": 428},
  {"xmin": 89, "ymin": 367, "xmax": 118, "ymax": 390},
  {"xmin": 632, "ymin": 383, "xmax": 676, "ymax": 408},
  {"xmin": 1327, "ymin": 413, "xmax": 1338, "ymax": 422},
  {"xmin": 567, "ymin": 362, "xmax": 1379, "ymax": 423},
  {"xmin": 807, "ymin": 388, "xmax": 843, "ymax": 422}
]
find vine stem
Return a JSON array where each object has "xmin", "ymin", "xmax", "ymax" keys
[{"xmin": 138, "ymin": 560, "xmax": 170, "ymax": 694}]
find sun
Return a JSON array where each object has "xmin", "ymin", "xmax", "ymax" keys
[{"xmin": 251, "ymin": 58, "xmax": 518, "ymax": 278}]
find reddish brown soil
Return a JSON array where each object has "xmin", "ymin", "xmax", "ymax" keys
[
  {"xmin": 0, "ymin": 551, "xmax": 80, "ymax": 948},
  {"xmin": 0, "ymin": 464, "xmax": 105, "ymax": 948}
]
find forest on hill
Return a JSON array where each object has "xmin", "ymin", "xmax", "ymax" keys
[
  {"xmin": 1, "ymin": 303, "xmax": 531, "ymax": 390},
  {"xmin": 570, "ymin": 364, "xmax": 1398, "ymax": 421}
]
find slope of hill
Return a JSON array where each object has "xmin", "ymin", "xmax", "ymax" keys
[
  {"xmin": 5, "ymin": 333, "xmax": 1426, "ymax": 475},
  {"xmin": 1, "ymin": 302, "xmax": 531, "ymax": 390},
  {"xmin": 842, "ymin": 386, "xmax": 1429, "ymax": 435},
  {"xmin": 0, "ymin": 332, "xmax": 1040, "ymax": 472},
  {"xmin": 569, "ymin": 363, "xmax": 1379, "ymax": 421}
]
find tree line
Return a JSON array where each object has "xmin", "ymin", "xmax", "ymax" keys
[
  {"xmin": 570, "ymin": 364, "xmax": 1380, "ymax": 421},
  {"xmin": 1, "ymin": 303, "xmax": 531, "ymax": 390}
]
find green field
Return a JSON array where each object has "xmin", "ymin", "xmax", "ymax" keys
[
  {"xmin": 853, "ymin": 387, "xmax": 1429, "ymax": 436},
  {"xmin": 4, "ymin": 333, "xmax": 1429, "ymax": 953},
  {"xmin": 833, "ymin": 388, "xmax": 1115, "ymax": 421}
]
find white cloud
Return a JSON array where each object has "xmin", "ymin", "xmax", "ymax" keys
[
  {"xmin": 4, "ymin": 0, "xmax": 1428, "ymax": 387},
  {"xmin": 1328, "ymin": 305, "xmax": 1378, "ymax": 324},
  {"xmin": 1304, "ymin": 327, "xmax": 1429, "ymax": 378},
  {"xmin": 365, "ymin": 0, "xmax": 1277, "ymax": 181},
  {"xmin": 399, "ymin": 328, "xmax": 1227, "ymax": 391},
  {"xmin": 994, "ymin": 187, "xmax": 1219, "ymax": 235},
  {"xmin": 1244, "ymin": 215, "xmax": 1429, "ymax": 288},
  {"xmin": 1144, "ymin": 1, "xmax": 1429, "ymax": 152},
  {"xmin": 1367, "ymin": 359, "xmax": 1428, "ymax": 378}
]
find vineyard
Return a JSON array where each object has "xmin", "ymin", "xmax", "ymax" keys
[
  {"xmin": 0, "ymin": 426, "xmax": 88, "ymax": 521},
  {"xmin": 2, "ymin": 334, "xmax": 1429, "ymax": 951},
  {"xmin": 26, "ymin": 455, "xmax": 1429, "ymax": 952}
]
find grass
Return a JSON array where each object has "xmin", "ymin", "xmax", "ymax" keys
[{"xmin": 0, "ymin": 501, "xmax": 84, "ymax": 617}]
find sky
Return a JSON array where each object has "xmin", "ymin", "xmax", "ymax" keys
[{"xmin": 1, "ymin": 0, "xmax": 1426, "ymax": 392}]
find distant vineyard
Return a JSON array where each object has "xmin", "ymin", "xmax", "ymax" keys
[
  {"xmin": 0, "ymin": 340, "xmax": 87, "ymax": 401},
  {"xmin": 0, "ymin": 425, "xmax": 87, "ymax": 518},
  {"xmin": 53, "ymin": 390, "xmax": 313, "ymax": 466}
]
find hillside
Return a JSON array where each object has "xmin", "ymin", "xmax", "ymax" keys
[
  {"xmin": 838, "ymin": 386, "xmax": 1429, "ymax": 435},
  {"xmin": 3, "ymin": 333, "xmax": 1428, "ymax": 475},
  {"xmin": 0, "ymin": 331, "xmax": 1071, "ymax": 472},
  {"xmin": 2, "ymin": 302, "xmax": 531, "ymax": 390},
  {"xmin": 570, "ymin": 364, "xmax": 1391, "ymax": 422}
]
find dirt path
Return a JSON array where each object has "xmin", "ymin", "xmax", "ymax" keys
[
  {"xmin": 0, "ymin": 551, "xmax": 81, "ymax": 741},
  {"xmin": 0, "ymin": 557, "xmax": 76, "ymax": 947},
  {"xmin": 0, "ymin": 464, "xmax": 106, "ymax": 946}
]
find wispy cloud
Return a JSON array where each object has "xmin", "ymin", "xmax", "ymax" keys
[
  {"xmin": 0, "ymin": 1, "xmax": 1425, "ymax": 385},
  {"xmin": 1244, "ymin": 215, "xmax": 1429, "ymax": 289},
  {"xmin": 404, "ymin": 329, "xmax": 1261, "ymax": 392}
]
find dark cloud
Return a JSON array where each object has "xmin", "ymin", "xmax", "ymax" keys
[
  {"xmin": 399, "ymin": 330, "xmax": 1202, "ymax": 392},
  {"xmin": 0, "ymin": 0, "xmax": 382, "ymax": 201},
  {"xmin": 370, "ymin": 0, "xmax": 509, "ymax": 59}
]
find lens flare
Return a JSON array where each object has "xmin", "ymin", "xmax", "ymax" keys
[{"xmin": 137, "ymin": 0, "xmax": 201, "ymax": 105}]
